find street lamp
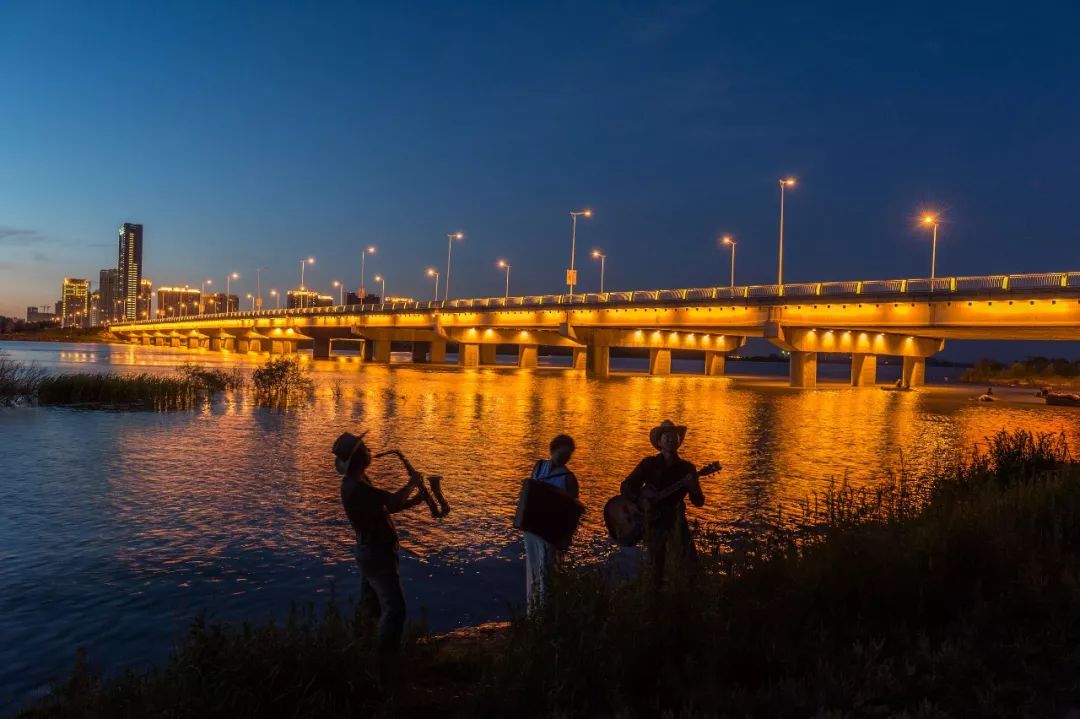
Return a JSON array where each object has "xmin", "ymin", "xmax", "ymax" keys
[
  {"xmin": 201, "ymin": 279, "xmax": 212, "ymax": 315},
  {"xmin": 922, "ymin": 214, "xmax": 940, "ymax": 279},
  {"xmin": 373, "ymin": 274, "xmax": 385, "ymax": 302},
  {"xmin": 444, "ymin": 232, "xmax": 464, "ymax": 301},
  {"xmin": 332, "ymin": 280, "xmax": 343, "ymax": 306},
  {"xmin": 360, "ymin": 246, "xmax": 375, "ymax": 298},
  {"xmin": 721, "ymin": 236, "xmax": 736, "ymax": 289},
  {"xmin": 225, "ymin": 272, "xmax": 239, "ymax": 314},
  {"xmin": 270, "ymin": 289, "xmax": 279, "ymax": 309},
  {"xmin": 591, "ymin": 250, "xmax": 607, "ymax": 293},
  {"xmin": 426, "ymin": 268, "xmax": 440, "ymax": 301},
  {"xmin": 778, "ymin": 178, "xmax": 795, "ymax": 288},
  {"xmin": 299, "ymin": 257, "xmax": 315, "ymax": 290},
  {"xmin": 496, "ymin": 259, "xmax": 511, "ymax": 299},
  {"xmin": 246, "ymin": 293, "xmax": 255, "ymax": 310},
  {"xmin": 568, "ymin": 209, "xmax": 592, "ymax": 297}
]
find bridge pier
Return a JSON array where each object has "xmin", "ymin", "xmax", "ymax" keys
[
  {"xmin": 789, "ymin": 351, "xmax": 818, "ymax": 388},
  {"xmin": 518, "ymin": 345, "xmax": 538, "ymax": 369},
  {"xmin": 571, "ymin": 347, "xmax": 587, "ymax": 371},
  {"xmin": 479, "ymin": 344, "xmax": 497, "ymax": 365},
  {"xmin": 370, "ymin": 339, "xmax": 391, "ymax": 363},
  {"xmin": 411, "ymin": 341, "xmax": 431, "ymax": 363},
  {"xmin": 850, "ymin": 353, "xmax": 877, "ymax": 386},
  {"xmin": 430, "ymin": 339, "xmax": 447, "ymax": 363},
  {"xmin": 458, "ymin": 343, "xmax": 480, "ymax": 367},
  {"xmin": 649, "ymin": 348, "xmax": 672, "ymax": 376},
  {"xmin": 312, "ymin": 337, "xmax": 332, "ymax": 360},
  {"xmin": 704, "ymin": 351, "xmax": 726, "ymax": 376},
  {"xmin": 902, "ymin": 356, "xmax": 926, "ymax": 388},
  {"xmin": 588, "ymin": 344, "xmax": 610, "ymax": 379}
]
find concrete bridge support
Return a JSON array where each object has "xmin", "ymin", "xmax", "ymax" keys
[
  {"xmin": 411, "ymin": 341, "xmax": 431, "ymax": 363},
  {"xmin": 850, "ymin": 353, "xmax": 877, "ymax": 386},
  {"xmin": 588, "ymin": 344, "xmax": 610, "ymax": 379},
  {"xmin": 572, "ymin": 347, "xmax": 587, "ymax": 371},
  {"xmin": 902, "ymin": 356, "xmax": 926, "ymax": 388},
  {"xmin": 479, "ymin": 344, "xmax": 497, "ymax": 365},
  {"xmin": 458, "ymin": 343, "xmax": 480, "ymax": 367},
  {"xmin": 649, "ymin": 348, "xmax": 672, "ymax": 376},
  {"xmin": 789, "ymin": 351, "xmax": 818, "ymax": 388},
  {"xmin": 518, "ymin": 345, "xmax": 538, "ymax": 369},
  {"xmin": 370, "ymin": 339, "xmax": 391, "ymax": 363},
  {"xmin": 312, "ymin": 336, "xmax": 332, "ymax": 360},
  {"xmin": 429, "ymin": 339, "xmax": 447, "ymax": 363},
  {"xmin": 704, "ymin": 351, "xmax": 726, "ymax": 376}
]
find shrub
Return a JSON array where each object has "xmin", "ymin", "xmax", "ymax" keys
[
  {"xmin": 0, "ymin": 352, "xmax": 46, "ymax": 405},
  {"xmin": 176, "ymin": 362, "xmax": 246, "ymax": 393},
  {"xmin": 251, "ymin": 357, "xmax": 314, "ymax": 406}
]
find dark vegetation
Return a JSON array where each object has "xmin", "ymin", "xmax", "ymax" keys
[
  {"xmin": 19, "ymin": 430, "xmax": 1080, "ymax": 718},
  {"xmin": 0, "ymin": 351, "xmax": 47, "ymax": 405},
  {"xmin": 251, "ymin": 356, "xmax": 314, "ymax": 406},
  {"xmin": 962, "ymin": 356, "xmax": 1080, "ymax": 387},
  {"xmin": 36, "ymin": 373, "xmax": 199, "ymax": 410},
  {"xmin": 176, "ymin": 361, "xmax": 246, "ymax": 393}
]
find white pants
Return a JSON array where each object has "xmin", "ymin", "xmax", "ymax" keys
[{"xmin": 524, "ymin": 531, "xmax": 558, "ymax": 614}]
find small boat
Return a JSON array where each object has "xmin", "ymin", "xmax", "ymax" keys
[
  {"xmin": 1045, "ymin": 392, "xmax": 1080, "ymax": 407},
  {"xmin": 975, "ymin": 393, "xmax": 996, "ymax": 402}
]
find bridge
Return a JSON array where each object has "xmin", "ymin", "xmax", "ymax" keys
[{"xmin": 111, "ymin": 271, "xmax": 1080, "ymax": 388}]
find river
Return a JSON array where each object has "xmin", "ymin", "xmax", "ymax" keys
[{"xmin": 1, "ymin": 340, "xmax": 1077, "ymax": 711}]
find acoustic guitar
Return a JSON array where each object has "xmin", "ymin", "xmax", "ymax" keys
[{"xmin": 603, "ymin": 461, "xmax": 721, "ymax": 547}]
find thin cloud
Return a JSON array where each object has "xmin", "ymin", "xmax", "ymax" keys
[{"xmin": 0, "ymin": 227, "xmax": 42, "ymax": 246}]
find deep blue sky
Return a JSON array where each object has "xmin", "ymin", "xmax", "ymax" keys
[{"xmin": 1, "ymin": 1, "xmax": 1077, "ymax": 358}]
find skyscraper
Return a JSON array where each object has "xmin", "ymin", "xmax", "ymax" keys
[
  {"xmin": 139, "ymin": 278, "xmax": 153, "ymax": 320},
  {"xmin": 118, "ymin": 223, "xmax": 143, "ymax": 321},
  {"xmin": 60, "ymin": 278, "xmax": 90, "ymax": 328},
  {"xmin": 98, "ymin": 268, "xmax": 120, "ymax": 324},
  {"xmin": 156, "ymin": 287, "xmax": 201, "ymax": 318}
]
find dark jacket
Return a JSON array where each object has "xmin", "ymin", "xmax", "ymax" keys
[
  {"xmin": 342, "ymin": 475, "xmax": 400, "ymax": 574},
  {"xmin": 620, "ymin": 453, "xmax": 704, "ymax": 530}
]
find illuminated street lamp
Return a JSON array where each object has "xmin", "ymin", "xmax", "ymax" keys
[
  {"xmin": 299, "ymin": 257, "xmax": 315, "ymax": 290},
  {"xmin": 360, "ymin": 246, "xmax": 376, "ymax": 297},
  {"xmin": 373, "ymin": 274, "xmax": 386, "ymax": 302},
  {"xmin": 444, "ymin": 232, "xmax": 464, "ymax": 301},
  {"xmin": 332, "ymin": 280, "xmax": 344, "ymax": 306},
  {"xmin": 721, "ymin": 236, "xmax": 736, "ymax": 289},
  {"xmin": 245, "ymin": 293, "xmax": 255, "ymax": 310},
  {"xmin": 496, "ymin": 259, "xmax": 511, "ymax": 299},
  {"xmin": 426, "ymin": 268, "xmax": 440, "ymax": 302},
  {"xmin": 568, "ymin": 209, "xmax": 592, "ymax": 297},
  {"xmin": 201, "ymin": 279, "xmax": 212, "ymax": 315},
  {"xmin": 270, "ymin": 289, "xmax": 279, "ymax": 309},
  {"xmin": 922, "ymin": 214, "xmax": 940, "ymax": 279},
  {"xmin": 225, "ymin": 272, "xmax": 239, "ymax": 314},
  {"xmin": 591, "ymin": 249, "xmax": 607, "ymax": 293},
  {"xmin": 778, "ymin": 178, "xmax": 796, "ymax": 288}
]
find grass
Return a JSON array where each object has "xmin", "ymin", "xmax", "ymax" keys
[
  {"xmin": 36, "ymin": 373, "xmax": 199, "ymax": 410},
  {"xmin": 18, "ymin": 431, "xmax": 1080, "ymax": 717},
  {"xmin": 251, "ymin": 357, "xmax": 314, "ymax": 406},
  {"xmin": 177, "ymin": 362, "xmax": 247, "ymax": 393},
  {"xmin": 0, "ymin": 351, "xmax": 46, "ymax": 405}
]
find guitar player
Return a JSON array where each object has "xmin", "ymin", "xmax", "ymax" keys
[{"xmin": 619, "ymin": 419, "xmax": 705, "ymax": 586}]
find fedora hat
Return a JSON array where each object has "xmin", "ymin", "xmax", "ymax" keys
[
  {"xmin": 331, "ymin": 431, "xmax": 369, "ymax": 474},
  {"xmin": 649, "ymin": 419, "xmax": 687, "ymax": 450}
]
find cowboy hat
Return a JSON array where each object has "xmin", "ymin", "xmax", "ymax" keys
[
  {"xmin": 331, "ymin": 431, "xmax": 370, "ymax": 474},
  {"xmin": 649, "ymin": 419, "xmax": 687, "ymax": 450}
]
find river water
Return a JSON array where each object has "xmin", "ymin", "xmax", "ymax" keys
[{"xmin": 1, "ymin": 340, "xmax": 1078, "ymax": 711}]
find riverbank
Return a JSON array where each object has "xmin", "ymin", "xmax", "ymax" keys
[
  {"xmin": 18, "ymin": 430, "xmax": 1080, "ymax": 717},
  {"xmin": 961, "ymin": 357, "xmax": 1080, "ymax": 390},
  {"xmin": 0, "ymin": 328, "xmax": 113, "ymax": 344}
]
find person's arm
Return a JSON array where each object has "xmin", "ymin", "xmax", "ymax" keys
[
  {"xmin": 385, "ymin": 472, "xmax": 422, "ymax": 513},
  {"xmin": 686, "ymin": 464, "xmax": 705, "ymax": 507},
  {"xmin": 565, "ymin": 471, "xmax": 580, "ymax": 501},
  {"xmin": 620, "ymin": 458, "xmax": 651, "ymax": 500}
]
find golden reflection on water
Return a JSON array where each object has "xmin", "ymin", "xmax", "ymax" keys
[{"xmin": 74, "ymin": 345, "xmax": 1079, "ymax": 569}]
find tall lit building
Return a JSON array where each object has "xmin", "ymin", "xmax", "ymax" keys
[
  {"xmin": 156, "ymin": 287, "xmax": 201, "ymax": 318},
  {"xmin": 287, "ymin": 290, "xmax": 319, "ymax": 309},
  {"xmin": 203, "ymin": 292, "xmax": 238, "ymax": 313},
  {"xmin": 89, "ymin": 290, "xmax": 102, "ymax": 326},
  {"xmin": 60, "ymin": 278, "xmax": 91, "ymax": 328},
  {"xmin": 117, "ymin": 223, "xmax": 143, "ymax": 321},
  {"xmin": 139, "ymin": 278, "xmax": 153, "ymax": 320},
  {"xmin": 98, "ymin": 268, "xmax": 120, "ymax": 324}
]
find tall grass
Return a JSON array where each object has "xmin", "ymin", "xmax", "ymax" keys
[
  {"xmin": 36, "ymin": 373, "xmax": 197, "ymax": 410},
  {"xmin": 251, "ymin": 357, "xmax": 314, "ymax": 407},
  {"xmin": 0, "ymin": 351, "xmax": 46, "ymax": 405},
  {"xmin": 176, "ymin": 362, "xmax": 247, "ymax": 392}
]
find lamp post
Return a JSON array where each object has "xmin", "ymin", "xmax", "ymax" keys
[
  {"xmin": 246, "ymin": 293, "xmax": 255, "ymax": 310},
  {"xmin": 496, "ymin": 260, "xmax": 511, "ymax": 299},
  {"xmin": 444, "ymin": 232, "xmax": 463, "ymax": 301},
  {"xmin": 591, "ymin": 250, "xmax": 607, "ymax": 293},
  {"xmin": 332, "ymin": 281, "xmax": 343, "ymax": 306},
  {"xmin": 721, "ymin": 236, "xmax": 736, "ymax": 289},
  {"xmin": 255, "ymin": 268, "xmax": 265, "ymax": 309},
  {"xmin": 426, "ymin": 268, "xmax": 440, "ymax": 301},
  {"xmin": 922, "ymin": 214, "xmax": 939, "ymax": 279},
  {"xmin": 225, "ymin": 272, "xmax": 239, "ymax": 314},
  {"xmin": 778, "ymin": 178, "xmax": 795, "ymax": 287},
  {"xmin": 270, "ymin": 289, "xmax": 279, "ymax": 309},
  {"xmin": 299, "ymin": 257, "xmax": 315, "ymax": 290},
  {"xmin": 201, "ymin": 279, "xmax": 212, "ymax": 315},
  {"xmin": 568, "ymin": 209, "xmax": 592, "ymax": 297},
  {"xmin": 360, "ymin": 246, "xmax": 375, "ymax": 298},
  {"xmin": 374, "ymin": 274, "xmax": 385, "ymax": 302}
]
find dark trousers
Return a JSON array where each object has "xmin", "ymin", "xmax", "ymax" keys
[
  {"xmin": 644, "ymin": 516, "xmax": 697, "ymax": 587},
  {"xmin": 357, "ymin": 561, "xmax": 406, "ymax": 656}
]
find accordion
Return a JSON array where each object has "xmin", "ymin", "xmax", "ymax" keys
[{"xmin": 513, "ymin": 478, "xmax": 585, "ymax": 551}]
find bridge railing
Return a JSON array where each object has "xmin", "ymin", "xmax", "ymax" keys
[{"xmin": 113, "ymin": 271, "xmax": 1080, "ymax": 327}]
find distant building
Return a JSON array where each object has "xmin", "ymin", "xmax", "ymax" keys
[
  {"xmin": 345, "ymin": 292, "xmax": 381, "ymax": 305},
  {"xmin": 54, "ymin": 300, "xmax": 63, "ymax": 318},
  {"xmin": 287, "ymin": 290, "xmax": 319, "ymax": 309},
  {"xmin": 98, "ymin": 268, "xmax": 121, "ymax": 325},
  {"xmin": 203, "ymin": 292, "xmax": 238, "ymax": 314},
  {"xmin": 89, "ymin": 290, "xmax": 102, "ymax": 326},
  {"xmin": 26, "ymin": 306, "xmax": 57, "ymax": 323},
  {"xmin": 383, "ymin": 296, "xmax": 416, "ymax": 304},
  {"xmin": 314, "ymin": 294, "xmax": 334, "ymax": 307},
  {"xmin": 156, "ymin": 287, "xmax": 201, "ymax": 318},
  {"xmin": 61, "ymin": 278, "xmax": 91, "ymax": 328},
  {"xmin": 138, "ymin": 278, "xmax": 153, "ymax": 320},
  {"xmin": 118, "ymin": 223, "xmax": 143, "ymax": 321}
]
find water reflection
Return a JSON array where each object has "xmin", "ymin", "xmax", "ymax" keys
[{"xmin": 1, "ymin": 340, "xmax": 1078, "ymax": 709}]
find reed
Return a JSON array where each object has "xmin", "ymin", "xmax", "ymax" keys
[
  {"xmin": 36, "ymin": 373, "xmax": 197, "ymax": 410},
  {"xmin": 176, "ymin": 362, "xmax": 247, "ymax": 392},
  {"xmin": 251, "ymin": 357, "xmax": 314, "ymax": 406},
  {"xmin": 0, "ymin": 351, "xmax": 46, "ymax": 405}
]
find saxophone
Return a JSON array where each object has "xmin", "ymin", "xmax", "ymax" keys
[{"xmin": 374, "ymin": 449, "xmax": 451, "ymax": 518}]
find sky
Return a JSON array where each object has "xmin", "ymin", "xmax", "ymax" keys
[{"xmin": 1, "ymin": 0, "xmax": 1077, "ymax": 359}]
